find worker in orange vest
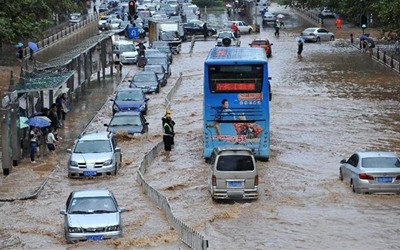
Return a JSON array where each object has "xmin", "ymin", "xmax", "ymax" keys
[{"xmin": 336, "ymin": 17, "xmax": 342, "ymax": 29}]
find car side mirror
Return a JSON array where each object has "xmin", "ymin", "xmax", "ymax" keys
[
  {"xmin": 115, "ymin": 146, "xmax": 121, "ymax": 152},
  {"xmin": 248, "ymin": 44, "xmax": 251, "ymax": 46},
  {"xmin": 271, "ymin": 43, "xmax": 273, "ymax": 46},
  {"xmin": 128, "ymin": 80, "xmax": 132, "ymax": 83},
  {"xmin": 60, "ymin": 209, "xmax": 67, "ymax": 215},
  {"xmin": 145, "ymin": 98, "xmax": 150, "ymax": 101},
  {"xmin": 340, "ymin": 159, "xmax": 347, "ymax": 164},
  {"xmin": 110, "ymin": 98, "xmax": 115, "ymax": 102},
  {"xmin": 145, "ymin": 122, "xmax": 149, "ymax": 125},
  {"xmin": 104, "ymin": 123, "xmax": 109, "ymax": 127},
  {"xmin": 119, "ymin": 207, "xmax": 126, "ymax": 213},
  {"xmin": 66, "ymin": 149, "xmax": 72, "ymax": 154}
]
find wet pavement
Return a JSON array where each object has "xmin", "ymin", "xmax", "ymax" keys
[{"xmin": 2, "ymin": 3, "xmax": 400, "ymax": 249}]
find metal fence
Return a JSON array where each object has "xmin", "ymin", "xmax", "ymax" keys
[
  {"xmin": 137, "ymin": 73, "xmax": 209, "ymax": 250},
  {"xmin": 293, "ymin": 7, "xmax": 322, "ymax": 26},
  {"xmin": 371, "ymin": 46, "xmax": 400, "ymax": 73}
]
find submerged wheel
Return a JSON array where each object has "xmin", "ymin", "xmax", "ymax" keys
[
  {"xmin": 330, "ymin": 36, "xmax": 335, "ymax": 41},
  {"xmin": 316, "ymin": 37, "xmax": 321, "ymax": 42},
  {"xmin": 339, "ymin": 169, "xmax": 343, "ymax": 181}
]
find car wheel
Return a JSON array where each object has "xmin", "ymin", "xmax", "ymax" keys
[
  {"xmin": 113, "ymin": 164, "xmax": 118, "ymax": 175},
  {"xmin": 156, "ymin": 85, "xmax": 160, "ymax": 93},
  {"xmin": 330, "ymin": 36, "xmax": 335, "ymax": 41},
  {"xmin": 317, "ymin": 37, "xmax": 321, "ymax": 42},
  {"xmin": 350, "ymin": 179, "xmax": 359, "ymax": 193},
  {"xmin": 339, "ymin": 169, "xmax": 343, "ymax": 181}
]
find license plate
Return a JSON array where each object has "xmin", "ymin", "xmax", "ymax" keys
[
  {"xmin": 229, "ymin": 181, "xmax": 242, "ymax": 187},
  {"xmin": 84, "ymin": 171, "xmax": 97, "ymax": 176},
  {"xmin": 127, "ymin": 60, "xmax": 134, "ymax": 64},
  {"xmin": 87, "ymin": 235, "xmax": 103, "ymax": 241},
  {"xmin": 377, "ymin": 177, "xmax": 392, "ymax": 182}
]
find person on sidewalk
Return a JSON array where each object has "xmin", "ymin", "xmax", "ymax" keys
[
  {"xmin": 93, "ymin": 5, "xmax": 97, "ymax": 15},
  {"xmin": 60, "ymin": 93, "xmax": 69, "ymax": 122},
  {"xmin": 46, "ymin": 127, "xmax": 58, "ymax": 157},
  {"xmin": 48, "ymin": 104, "xmax": 61, "ymax": 129},
  {"xmin": 30, "ymin": 127, "xmax": 40, "ymax": 164},
  {"xmin": 297, "ymin": 40, "xmax": 303, "ymax": 58}
]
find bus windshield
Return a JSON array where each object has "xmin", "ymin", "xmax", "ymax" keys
[{"xmin": 208, "ymin": 65, "xmax": 263, "ymax": 93}]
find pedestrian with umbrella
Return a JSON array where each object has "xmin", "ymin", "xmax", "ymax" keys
[{"xmin": 28, "ymin": 42, "xmax": 38, "ymax": 60}]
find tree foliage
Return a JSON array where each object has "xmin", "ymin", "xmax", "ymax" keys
[{"xmin": 0, "ymin": 0, "xmax": 83, "ymax": 45}]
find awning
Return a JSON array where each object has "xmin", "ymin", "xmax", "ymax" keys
[{"xmin": 15, "ymin": 71, "xmax": 75, "ymax": 93}]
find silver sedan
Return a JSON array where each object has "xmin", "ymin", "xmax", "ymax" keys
[
  {"xmin": 60, "ymin": 190, "xmax": 126, "ymax": 243},
  {"xmin": 300, "ymin": 27, "xmax": 335, "ymax": 42},
  {"xmin": 339, "ymin": 152, "xmax": 400, "ymax": 194}
]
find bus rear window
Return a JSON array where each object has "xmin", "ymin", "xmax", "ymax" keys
[
  {"xmin": 216, "ymin": 155, "xmax": 254, "ymax": 171},
  {"xmin": 209, "ymin": 65, "xmax": 263, "ymax": 93}
]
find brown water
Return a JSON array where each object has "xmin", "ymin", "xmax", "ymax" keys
[{"xmin": 1, "ymin": 4, "xmax": 400, "ymax": 249}]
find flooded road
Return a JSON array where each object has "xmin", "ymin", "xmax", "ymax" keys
[{"xmin": 2, "ymin": 4, "xmax": 400, "ymax": 249}]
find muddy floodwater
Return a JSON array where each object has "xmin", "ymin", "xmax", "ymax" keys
[{"xmin": 2, "ymin": 5, "xmax": 400, "ymax": 250}]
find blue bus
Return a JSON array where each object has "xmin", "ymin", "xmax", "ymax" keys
[{"xmin": 203, "ymin": 47, "xmax": 271, "ymax": 161}]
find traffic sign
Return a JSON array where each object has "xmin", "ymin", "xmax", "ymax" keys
[{"xmin": 128, "ymin": 27, "xmax": 139, "ymax": 38}]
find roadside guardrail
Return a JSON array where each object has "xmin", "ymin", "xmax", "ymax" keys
[{"xmin": 136, "ymin": 73, "xmax": 209, "ymax": 249}]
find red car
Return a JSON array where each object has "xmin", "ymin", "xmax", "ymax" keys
[{"xmin": 249, "ymin": 39, "xmax": 273, "ymax": 57}]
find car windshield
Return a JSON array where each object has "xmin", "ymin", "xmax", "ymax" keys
[
  {"xmin": 115, "ymin": 91, "xmax": 143, "ymax": 101},
  {"xmin": 133, "ymin": 73, "xmax": 157, "ymax": 81},
  {"xmin": 147, "ymin": 58, "xmax": 167, "ymax": 65},
  {"xmin": 101, "ymin": 17, "xmax": 109, "ymax": 21},
  {"xmin": 161, "ymin": 31, "xmax": 179, "ymax": 40},
  {"xmin": 74, "ymin": 140, "xmax": 112, "ymax": 153},
  {"xmin": 218, "ymin": 33, "xmax": 233, "ymax": 39},
  {"xmin": 70, "ymin": 15, "xmax": 80, "ymax": 20},
  {"xmin": 69, "ymin": 197, "xmax": 117, "ymax": 213},
  {"xmin": 139, "ymin": 12, "xmax": 151, "ymax": 17},
  {"xmin": 216, "ymin": 155, "xmax": 254, "ymax": 171},
  {"xmin": 110, "ymin": 116, "xmax": 142, "ymax": 126},
  {"xmin": 253, "ymin": 41, "xmax": 268, "ymax": 45},
  {"xmin": 361, "ymin": 157, "xmax": 400, "ymax": 168},
  {"xmin": 111, "ymin": 19, "xmax": 121, "ymax": 24},
  {"xmin": 304, "ymin": 28, "xmax": 316, "ymax": 33},
  {"xmin": 157, "ymin": 47, "xmax": 170, "ymax": 53},
  {"xmin": 145, "ymin": 66, "xmax": 163, "ymax": 73},
  {"xmin": 119, "ymin": 44, "xmax": 135, "ymax": 52}
]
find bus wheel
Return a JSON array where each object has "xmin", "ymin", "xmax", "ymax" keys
[{"xmin": 205, "ymin": 158, "xmax": 210, "ymax": 164}]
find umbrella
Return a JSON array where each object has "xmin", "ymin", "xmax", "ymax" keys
[
  {"xmin": 14, "ymin": 42, "xmax": 23, "ymax": 48},
  {"xmin": 55, "ymin": 87, "xmax": 69, "ymax": 97},
  {"xmin": 36, "ymin": 116, "xmax": 51, "ymax": 122},
  {"xmin": 19, "ymin": 117, "xmax": 29, "ymax": 128},
  {"xmin": 295, "ymin": 37, "xmax": 306, "ymax": 42},
  {"xmin": 226, "ymin": 4, "xmax": 232, "ymax": 8},
  {"xmin": 28, "ymin": 42, "xmax": 38, "ymax": 52},
  {"xmin": 359, "ymin": 35, "xmax": 375, "ymax": 47},
  {"xmin": 26, "ymin": 117, "xmax": 51, "ymax": 127},
  {"xmin": 276, "ymin": 14, "xmax": 285, "ymax": 19}
]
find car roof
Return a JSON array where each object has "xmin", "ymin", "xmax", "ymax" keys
[
  {"xmin": 134, "ymin": 71, "xmax": 157, "ymax": 75},
  {"xmin": 72, "ymin": 189, "xmax": 113, "ymax": 198},
  {"xmin": 356, "ymin": 151, "xmax": 398, "ymax": 158},
  {"xmin": 252, "ymin": 39, "xmax": 270, "ymax": 42},
  {"xmin": 117, "ymin": 88, "xmax": 143, "ymax": 92},
  {"xmin": 79, "ymin": 131, "xmax": 110, "ymax": 141},
  {"xmin": 145, "ymin": 64, "xmax": 163, "ymax": 68},
  {"xmin": 114, "ymin": 111, "xmax": 142, "ymax": 116},
  {"xmin": 114, "ymin": 40, "xmax": 135, "ymax": 45}
]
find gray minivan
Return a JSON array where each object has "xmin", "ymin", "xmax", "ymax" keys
[{"xmin": 208, "ymin": 146, "xmax": 259, "ymax": 200}]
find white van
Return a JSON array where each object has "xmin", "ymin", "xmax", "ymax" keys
[
  {"xmin": 113, "ymin": 40, "xmax": 138, "ymax": 64},
  {"xmin": 209, "ymin": 146, "xmax": 259, "ymax": 200}
]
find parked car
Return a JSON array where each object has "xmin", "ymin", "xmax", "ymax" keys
[
  {"xmin": 183, "ymin": 22, "xmax": 217, "ymax": 38},
  {"xmin": 144, "ymin": 65, "xmax": 167, "ymax": 86},
  {"xmin": 113, "ymin": 40, "xmax": 138, "ymax": 64},
  {"xmin": 155, "ymin": 46, "xmax": 173, "ymax": 63},
  {"xmin": 145, "ymin": 54, "xmax": 171, "ymax": 76},
  {"xmin": 249, "ymin": 39, "xmax": 273, "ymax": 57},
  {"xmin": 262, "ymin": 12, "xmax": 276, "ymax": 22},
  {"xmin": 69, "ymin": 13, "xmax": 82, "ymax": 25},
  {"xmin": 215, "ymin": 30, "xmax": 241, "ymax": 47},
  {"xmin": 129, "ymin": 71, "xmax": 161, "ymax": 94},
  {"xmin": 110, "ymin": 88, "xmax": 149, "ymax": 115},
  {"xmin": 226, "ymin": 21, "xmax": 253, "ymax": 34},
  {"xmin": 67, "ymin": 132, "xmax": 122, "ymax": 178},
  {"xmin": 60, "ymin": 189, "xmax": 125, "ymax": 243},
  {"xmin": 208, "ymin": 146, "xmax": 259, "ymax": 200},
  {"xmin": 339, "ymin": 152, "xmax": 400, "ymax": 194},
  {"xmin": 105, "ymin": 111, "xmax": 149, "ymax": 136},
  {"xmin": 300, "ymin": 27, "xmax": 335, "ymax": 42}
]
